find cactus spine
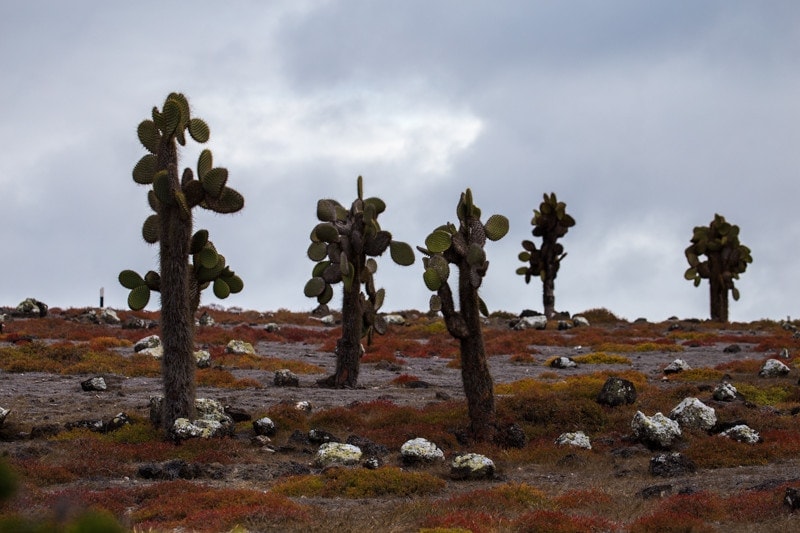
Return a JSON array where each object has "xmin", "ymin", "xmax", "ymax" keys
[
  {"xmin": 516, "ymin": 192, "xmax": 575, "ymax": 318},
  {"xmin": 684, "ymin": 213, "xmax": 752, "ymax": 322},
  {"xmin": 120, "ymin": 93, "xmax": 244, "ymax": 432},
  {"xmin": 418, "ymin": 188, "xmax": 509, "ymax": 441},
  {"xmin": 305, "ymin": 176, "xmax": 415, "ymax": 388}
]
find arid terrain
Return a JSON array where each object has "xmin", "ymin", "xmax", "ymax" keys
[{"xmin": 0, "ymin": 307, "xmax": 799, "ymax": 532}]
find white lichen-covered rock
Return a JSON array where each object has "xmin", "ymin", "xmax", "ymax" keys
[
  {"xmin": 759, "ymin": 359, "xmax": 790, "ymax": 378},
  {"xmin": 274, "ymin": 369, "xmax": 299, "ymax": 387},
  {"xmin": 669, "ymin": 397, "xmax": 717, "ymax": 431},
  {"xmin": 0, "ymin": 407, "xmax": 9, "ymax": 427},
  {"xmin": 253, "ymin": 416, "xmax": 277, "ymax": 437},
  {"xmin": 572, "ymin": 316, "xmax": 590, "ymax": 327},
  {"xmin": 295, "ymin": 400, "xmax": 313, "ymax": 412},
  {"xmin": 712, "ymin": 382, "xmax": 738, "ymax": 402},
  {"xmin": 719, "ymin": 424, "xmax": 761, "ymax": 444},
  {"xmin": 134, "ymin": 335, "xmax": 161, "ymax": 352},
  {"xmin": 550, "ymin": 356, "xmax": 577, "ymax": 369},
  {"xmin": 513, "ymin": 315, "xmax": 548, "ymax": 331},
  {"xmin": 81, "ymin": 376, "xmax": 107, "ymax": 392},
  {"xmin": 15, "ymin": 297, "xmax": 47, "ymax": 316},
  {"xmin": 99, "ymin": 308, "xmax": 120, "ymax": 325},
  {"xmin": 320, "ymin": 314, "xmax": 336, "ymax": 326},
  {"xmin": 315, "ymin": 442, "xmax": 362, "ymax": 467},
  {"xmin": 631, "ymin": 411, "xmax": 682, "ymax": 448},
  {"xmin": 401, "ymin": 437, "xmax": 444, "ymax": 463},
  {"xmin": 264, "ymin": 323, "xmax": 280, "ymax": 333},
  {"xmin": 171, "ymin": 418, "xmax": 229, "ymax": 439},
  {"xmin": 225, "ymin": 339, "xmax": 255, "ymax": 355},
  {"xmin": 450, "ymin": 453, "xmax": 495, "ymax": 480},
  {"xmin": 194, "ymin": 350, "xmax": 211, "ymax": 368},
  {"xmin": 198, "ymin": 312, "xmax": 215, "ymax": 327},
  {"xmin": 555, "ymin": 431, "xmax": 592, "ymax": 450},
  {"xmin": 383, "ymin": 314, "xmax": 406, "ymax": 325},
  {"xmin": 663, "ymin": 359, "xmax": 691, "ymax": 374}
]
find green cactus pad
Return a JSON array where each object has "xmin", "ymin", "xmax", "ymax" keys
[
  {"xmin": 429, "ymin": 254, "xmax": 450, "ymax": 281},
  {"xmin": 163, "ymin": 98, "xmax": 182, "ymax": 137},
  {"xmin": 213, "ymin": 278, "xmax": 231, "ymax": 299},
  {"xmin": 151, "ymin": 107, "xmax": 164, "ymax": 132},
  {"xmin": 137, "ymin": 120, "xmax": 161, "ymax": 154},
  {"xmin": 316, "ymin": 199, "xmax": 340, "ymax": 222},
  {"xmin": 201, "ymin": 167, "xmax": 228, "ymax": 198},
  {"xmin": 318, "ymin": 283, "xmax": 334, "ymax": 305},
  {"xmin": 304, "ymin": 277, "xmax": 326, "ymax": 298},
  {"xmin": 308, "ymin": 241, "xmax": 328, "ymax": 262},
  {"xmin": 429, "ymin": 294, "xmax": 442, "ymax": 312},
  {"xmin": 198, "ymin": 245, "xmax": 219, "ymax": 269},
  {"xmin": 142, "ymin": 215, "xmax": 160, "ymax": 244},
  {"xmin": 366, "ymin": 258, "xmax": 378, "ymax": 274},
  {"xmin": 516, "ymin": 266, "xmax": 529, "ymax": 276},
  {"xmin": 478, "ymin": 297, "xmax": 489, "ymax": 317},
  {"xmin": 314, "ymin": 222, "xmax": 340, "ymax": 243},
  {"xmin": 364, "ymin": 197, "xmax": 386, "ymax": 215},
  {"xmin": 144, "ymin": 270, "xmax": 161, "ymax": 291},
  {"xmin": 127, "ymin": 285, "xmax": 151, "ymax": 311},
  {"xmin": 224, "ymin": 274, "xmax": 244, "ymax": 294},
  {"xmin": 119, "ymin": 270, "xmax": 145, "ymax": 290},
  {"xmin": 188, "ymin": 118, "xmax": 210, "ymax": 143},
  {"xmin": 312, "ymin": 260, "xmax": 331, "ymax": 278},
  {"xmin": 518, "ymin": 251, "xmax": 531, "ymax": 262},
  {"xmin": 373, "ymin": 287, "xmax": 385, "ymax": 311},
  {"xmin": 147, "ymin": 190, "xmax": 159, "ymax": 212},
  {"xmin": 190, "ymin": 230, "xmax": 209, "ymax": 255},
  {"xmin": 153, "ymin": 170, "xmax": 173, "ymax": 205},
  {"xmin": 175, "ymin": 190, "xmax": 191, "ymax": 221},
  {"xmin": 423, "ymin": 267, "xmax": 443, "ymax": 291},
  {"xmin": 389, "ymin": 241, "xmax": 415, "ymax": 266},
  {"xmin": 484, "ymin": 214, "xmax": 509, "ymax": 241},
  {"xmin": 133, "ymin": 154, "xmax": 158, "ymax": 185},
  {"xmin": 197, "ymin": 149, "xmax": 213, "ymax": 179},
  {"xmin": 203, "ymin": 186, "xmax": 244, "ymax": 213},
  {"xmin": 425, "ymin": 230, "xmax": 452, "ymax": 254}
]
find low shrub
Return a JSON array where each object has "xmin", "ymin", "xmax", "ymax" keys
[{"xmin": 272, "ymin": 466, "xmax": 445, "ymax": 498}]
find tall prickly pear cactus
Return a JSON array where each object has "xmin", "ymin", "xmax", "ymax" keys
[
  {"xmin": 305, "ymin": 176, "xmax": 415, "ymax": 388},
  {"xmin": 516, "ymin": 192, "xmax": 575, "ymax": 318},
  {"xmin": 417, "ymin": 188, "xmax": 509, "ymax": 441},
  {"xmin": 684, "ymin": 213, "xmax": 752, "ymax": 322},
  {"xmin": 120, "ymin": 92, "xmax": 244, "ymax": 432}
]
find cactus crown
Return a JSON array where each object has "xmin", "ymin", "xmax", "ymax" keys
[
  {"xmin": 121, "ymin": 93, "xmax": 244, "ymax": 310},
  {"xmin": 684, "ymin": 213, "xmax": 752, "ymax": 300},
  {"xmin": 418, "ymin": 188, "xmax": 509, "ymax": 316},
  {"xmin": 304, "ymin": 176, "xmax": 415, "ymax": 343},
  {"xmin": 516, "ymin": 192, "xmax": 574, "ymax": 283}
]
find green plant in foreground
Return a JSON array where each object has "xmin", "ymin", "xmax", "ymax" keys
[
  {"xmin": 684, "ymin": 213, "xmax": 752, "ymax": 322},
  {"xmin": 119, "ymin": 92, "xmax": 244, "ymax": 430},
  {"xmin": 417, "ymin": 188, "xmax": 509, "ymax": 441},
  {"xmin": 516, "ymin": 192, "xmax": 575, "ymax": 318},
  {"xmin": 304, "ymin": 176, "xmax": 415, "ymax": 387}
]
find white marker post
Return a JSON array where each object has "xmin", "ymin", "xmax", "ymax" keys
[{"xmin": 100, "ymin": 287, "xmax": 105, "ymax": 308}]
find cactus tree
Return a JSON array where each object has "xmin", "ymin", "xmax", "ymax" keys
[
  {"xmin": 304, "ymin": 176, "xmax": 415, "ymax": 388},
  {"xmin": 417, "ymin": 189, "xmax": 509, "ymax": 441},
  {"xmin": 516, "ymin": 193, "xmax": 575, "ymax": 318},
  {"xmin": 684, "ymin": 214, "xmax": 752, "ymax": 322},
  {"xmin": 120, "ymin": 93, "xmax": 244, "ymax": 431}
]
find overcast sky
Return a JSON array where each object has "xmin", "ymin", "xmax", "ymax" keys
[{"xmin": 2, "ymin": 1, "xmax": 799, "ymax": 322}]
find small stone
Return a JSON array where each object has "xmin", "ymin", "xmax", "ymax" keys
[
  {"xmin": 572, "ymin": 316, "xmax": 590, "ymax": 327},
  {"xmin": 784, "ymin": 487, "xmax": 800, "ymax": 510},
  {"xmin": 512, "ymin": 315, "xmax": 547, "ymax": 331},
  {"xmin": 315, "ymin": 442, "xmax": 362, "ymax": 467},
  {"xmin": 81, "ymin": 376, "xmax": 107, "ymax": 392},
  {"xmin": 550, "ymin": 356, "xmax": 577, "ymax": 369},
  {"xmin": 100, "ymin": 308, "xmax": 121, "ymax": 325},
  {"xmin": 663, "ymin": 359, "xmax": 691, "ymax": 375},
  {"xmin": 719, "ymin": 424, "xmax": 761, "ymax": 444},
  {"xmin": 631, "ymin": 411, "xmax": 682, "ymax": 449},
  {"xmin": 253, "ymin": 417, "xmax": 277, "ymax": 437},
  {"xmin": 557, "ymin": 320, "xmax": 573, "ymax": 331},
  {"xmin": 308, "ymin": 428, "xmax": 339, "ymax": 444},
  {"xmin": 0, "ymin": 407, "xmax": 9, "ymax": 427},
  {"xmin": 759, "ymin": 359, "xmax": 790, "ymax": 378},
  {"xmin": 597, "ymin": 377, "xmax": 637, "ymax": 407},
  {"xmin": 264, "ymin": 323, "xmax": 280, "ymax": 333},
  {"xmin": 274, "ymin": 369, "xmax": 300, "ymax": 387},
  {"xmin": 295, "ymin": 400, "xmax": 313, "ymax": 412},
  {"xmin": 723, "ymin": 344, "xmax": 741, "ymax": 353},
  {"xmin": 669, "ymin": 397, "xmax": 716, "ymax": 431},
  {"xmin": 134, "ymin": 335, "xmax": 161, "ymax": 352},
  {"xmin": 555, "ymin": 431, "xmax": 592, "ymax": 450},
  {"xmin": 225, "ymin": 339, "xmax": 255, "ymax": 355},
  {"xmin": 194, "ymin": 350, "xmax": 211, "ymax": 368},
  {"xmin": 712, "ymin": 382, "xmax": 738, "ymax": 402},
  {"xmin": 320, "ymin": 315, "xmax": 336, "ymax": 326},
  {"xmin": 400, "ymin": 437, "xmax": 444, "ymax": 464},
  {"xmin": 383, "ymin": 314, "xmax": 406, "ymax": 325},
  {"xmin": 450, "ymin": 453, "xmax": 495, "ymax": 480},
  {"xmin": 649, "ymin": 452, "xmax": 696, "ymax": 477}
]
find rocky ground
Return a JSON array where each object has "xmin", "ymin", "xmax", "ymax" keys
[{"xmin": 1, "ymin": 314, "xmax": 799, "ymax": 531}]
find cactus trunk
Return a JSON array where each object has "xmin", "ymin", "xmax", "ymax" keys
[
  {"xmin": 456, "ymin": 264, "xmax": 496, "ymax": 441},
  {"xmin": 321, "ymin": 268, "xmax": 363, "ymax": 388},
  {"xmin": 708, "ymin": 257, "xmax": 729, "ymax": 322},
  {"xmin": 157, "ymin": 139, "xmax": 196, "ymax": 430}
]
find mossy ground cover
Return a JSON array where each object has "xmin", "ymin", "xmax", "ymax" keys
[{"xmin": 0, "ymin": 308, "xmax": 798, "ymax": 531}]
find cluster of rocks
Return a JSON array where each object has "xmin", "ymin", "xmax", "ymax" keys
[{"xmin": 509, "ymin": 311, "xmax": 590, "ymax": 331}]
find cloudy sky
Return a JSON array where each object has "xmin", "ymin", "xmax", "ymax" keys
[{"xmin": 2, "ymin": 1, "xmax": 799, "ymax": 322}]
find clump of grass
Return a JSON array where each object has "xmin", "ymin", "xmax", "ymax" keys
[
  {"xmin": 510, "ymin": 509, "xmax": 617, "ymax": 533},
  {"xmin": 668, "ymin": 367, "xmax": 725, "ymax": 382},
  {"xmin": 575, "ymin": 307, "xmax": 623, "ymax": 324},
  {"xmin": 509, "ymin": 352, "xmax": 537, "ymax": 364},
  {"xmin": 88, "ymin": 336, "xmax": 133, "ymax": 350},
  {"xmin": 273, "ymin": 466, "xmax": 445, "ymax": 498},
  {"xmin": 734, "ymin": 383, "xmax": 795, "ymax": 406},
  {"xmin": 391, "ymin": 373, "xmax": 422, "ymax": 386},
  {"xmin": 571, "ymin": 352, "xmax": 631, "ymax": 365},
  {"xmin": 594, "ymin": 341, "xmax": 683, "ymax": 353},
  {"xmin": 196, "ymin": 368, "xmax": 262, "ymax": 389}
]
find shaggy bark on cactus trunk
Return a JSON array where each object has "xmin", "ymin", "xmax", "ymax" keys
[
  {"xmin": 708, "ymin": 256, "xmax": 729, "ymax": 322},
  {"xmin": 319, "ymin": 265, "xmax": 364, "ymax": 388},
  {"xmin": 157, "ymin": 144, "xmax": 197, "ymax": 431}
]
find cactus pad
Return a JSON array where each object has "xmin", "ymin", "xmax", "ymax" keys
[
  {"xmin": 137, "ymin": 120, "xmax": 161, "ymax": 154},
  {"xmin": 188, "ymin": 118, "xmax": 210, "ymax": 143},
  {"xmin": 127, "ymin": 285, "xmax": 151, "ymax": 311},
  {"xmin": 389, "ymin": 241, "xmax": 415, "ymax": 266},
  {"xmin": 142, "ymin": 215, "xmax": 160, "ymax": 244},
  {"xmin": 425, "ymin": 230, "xmax": 453, "ymax": 253},
  {"xmin": 484, "ymin": 214, "xmax": 510, "ymax": 241},
  {"xmin": 119, "ymin": 270, "xmax": 145, "ymax": 290}
]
